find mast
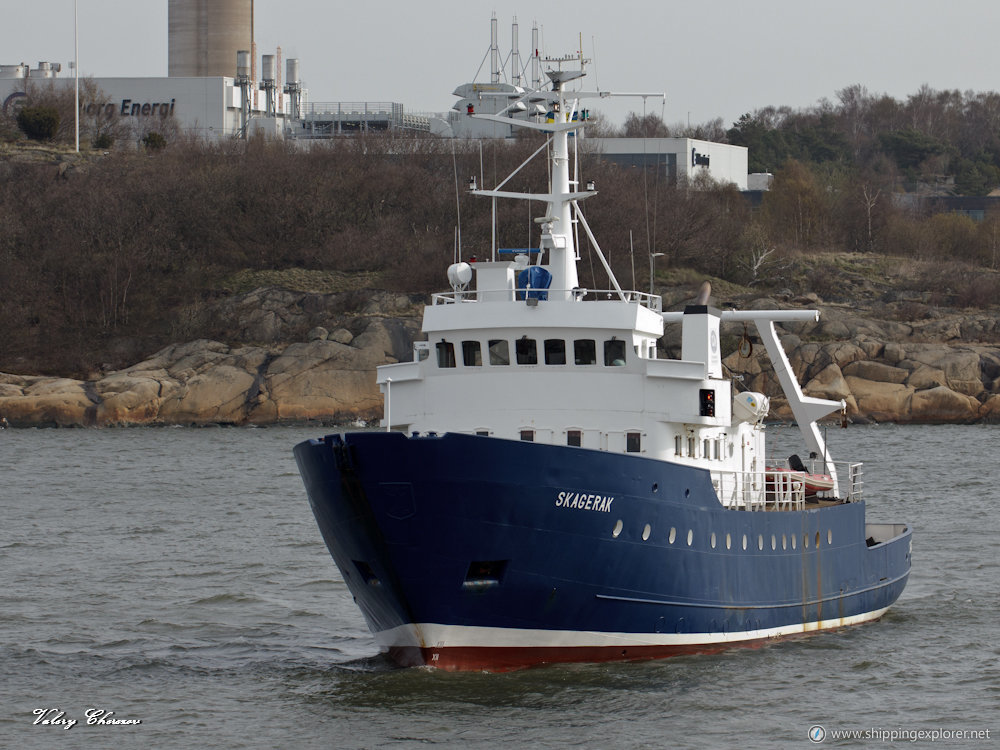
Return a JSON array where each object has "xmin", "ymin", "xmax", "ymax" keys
[{"xmin": 542, "ymin": 77, "xmax": 579, "ymax": 299}]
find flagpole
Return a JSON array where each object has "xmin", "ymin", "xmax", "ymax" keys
[{"xmin": 74, "ymin": 0, "xmax": 79, "ymax": 152}]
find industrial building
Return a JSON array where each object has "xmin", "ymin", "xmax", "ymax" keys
[
  {"xmin": 1, "ymin": 7, "xmax": 753, "ymax": 189},
  {"xmin": 1, "ymin": 0, "xmax": 299, "ymax": 140}
]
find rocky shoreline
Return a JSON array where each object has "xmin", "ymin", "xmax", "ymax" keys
[{"xmin": 2, "ymin": 286, "xmax": 1000, "ymax": 427}]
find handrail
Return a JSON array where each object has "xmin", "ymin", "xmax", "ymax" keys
[
  {"xmin": 431, "ymin": 288, "xmax": 663, "ymax": 311},
  {"xmin": 712, "ymin": 460, "xmax": 863, "ymax": 510}
]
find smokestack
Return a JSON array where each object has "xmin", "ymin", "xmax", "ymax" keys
[{"xmin": 168, "ymin": 0, "xmax": 253, "ymax": 77}]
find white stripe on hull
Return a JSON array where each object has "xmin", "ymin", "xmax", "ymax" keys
[{"xmin": 374, "ymin": 606, "xmax": 891, "ymax": 651}]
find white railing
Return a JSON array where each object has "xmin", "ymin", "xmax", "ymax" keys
[
  {"xmin": 712, "ymin": 461, "xmax": 863, "ymax": 511},
  {"xmin": 431, "ymin": 288, "xmax": 663, "ymax": 311}
]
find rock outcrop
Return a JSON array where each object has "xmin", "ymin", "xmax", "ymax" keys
[
  {"xmin": 719, "ymin": 302, "xmax": 1000, "ymax": 424},
  {"xmin": 3, "ymin": 287, "xmax": 1000, "ymax": 427},
  {"xmin": 0, "ymin": 313, "xmax": 420, "ymax": 427}
]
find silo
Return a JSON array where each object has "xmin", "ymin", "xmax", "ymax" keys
[{"xmin": 168, "ymin": 0, "xmax": 253, "ymax": 78}]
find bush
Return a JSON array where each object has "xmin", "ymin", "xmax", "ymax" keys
[
  {"xmin": 142, "ymin": 132, "xmax": 166, "ymax": 151},
  {"xmin": 16, "ymin": 106, "xmax": 59, "ymax": 141},
  {"xmin": 93, "ymin": 133, "xmax": 113, "ymax": 149}
]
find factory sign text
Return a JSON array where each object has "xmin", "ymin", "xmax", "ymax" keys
[{"xmin": 80, "ymin": 99, "xmax": 176, "ymax": 118}]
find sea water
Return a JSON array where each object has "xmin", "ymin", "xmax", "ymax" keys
[{"xmin": 1, "ymin": 424, "xmax": 996, "ymax": 748}]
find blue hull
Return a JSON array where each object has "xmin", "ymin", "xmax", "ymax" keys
[{"xmin": 294, "ymin": 431, "xmax": 911, "ymax": 671}]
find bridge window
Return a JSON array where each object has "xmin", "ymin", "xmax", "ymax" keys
[
  {"xmin": 675, "ymin": 435, "xmax": 683, "ymax": 456},
  {"xmin": 462, "ymin": 340, "xmax": 482, "ymax": 366},
  {"xmin": 516, "ymin": 337, "xmax": 538, "ymax": 365},
  {"xmin": 567, "ymin": 430, "xmax": 582, "ymax": 447},
  {"xmin": 574, "ymin": 339, "xmax": 597, "ymax": 364},
  {"xmin": 488, "ymin": 339, "xmax": 509, "ymax": 366},
  {"xmin": 604, "ymin": 339, "xmax": 626, "ymax": 366},
  {"xmin": 544, "ymin": 339, "xmax": 566, "ymax": 364},
  {"xmin": 626, "ymin": 432, "xmax": 641, "ymax": 453},
  {"xmin": 436, "ymin": 341, "xmax": 456, "ymax": 368}
]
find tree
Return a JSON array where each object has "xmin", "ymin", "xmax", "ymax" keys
[
  {"xmin": 760, "ymin": 160, "xmax": 832, "ymax": 247},
  {"xmin": 878, "ymin": 128, "xmax": 946, "ymax": 171},
  {"xmin": 622, "ymin": 112, "xmax": 670, "ymax": 138}
]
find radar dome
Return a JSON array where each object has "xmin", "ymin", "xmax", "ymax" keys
[{"xmin": 447, "ymin": 262, "xmax": 473, "ymax": 290}]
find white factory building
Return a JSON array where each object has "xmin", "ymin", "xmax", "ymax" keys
[
  {"xmin": 1, "ymin": 5, "xmax": 755, "ymax": 190},
  {"xmin": 1, "ymin": 0, "xmax": 298, "ymax": 140}
]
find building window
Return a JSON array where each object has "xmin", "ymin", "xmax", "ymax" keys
[
  {"xmin": 604, "ymin": 339, "xmax": 626, "ymax": 366},
  {"xmin": 567, "ymin": 430, "xmax": 582, "ymax": 447},
  {"xmin": 488, "ymin": 339, "xmax": 509, "ymax": 366},
  {"xmin": 520, "ymin": 429, "xmax": 534, "ymax": 442},
  {"xmin": 462, "ymin": 340, "xmax": 482, "ymax": 366},
  {"xmin": 515, "ymin": 337, "xmax": 538, "ymax": 365},
  {"xmin": 436, "ymin": 341, "xmax": 456, "ymax": 368},
  {"xmin": 574, "ymin": 339, "xmax": 597, "ymax": 364},
  {"xmin": 544, "ymin": 339, "xmax": 566, "ymax": 364},
  {"xmin": 626, "ymin": 432, "xmax": 641, "ymax": 453}
]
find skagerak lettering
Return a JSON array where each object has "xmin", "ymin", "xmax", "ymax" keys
[{"xmin": 555, "ymin": 491, "xmax": 613, "ymax": 512}]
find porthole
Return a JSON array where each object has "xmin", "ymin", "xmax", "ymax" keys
[
  {"xmin": 669, "ymin": 527, "xmax": 676, "ymax": 544},
  {"xmin": 816, "ymin": 531, "xmax": 821, "ymax": 548},
  {"xmin": 742, "ymin": 534, "xmax": 748, "ymax": 551},
  {"xmin": 828, "ymin": 529, "xmax": 833, "ymax": 546},
  {"xmin": 782, "ymin": 534, "xmax": 787, "ymax": 550},
  {"xmin": 771, "ymin": 535, "xmax": 777, "ymax": 551},
  {"xmin": 710, "ymin": 532, "xmax": 717, "ymax": 549},
  {"xmin": 652, "ymin": 482, "xmax": 659, "ymax": 493},
  {"xmin": 686, "ymin": 529, "xmax": 693, "ymax": 546},
  {"xmin": 804, "ymin": 533, "xmax": 810, "ymax": 549},
  {"xmin": 757, "ymin": 534, "xmax": 764, "ymax": 551},
  {"xmin": 792, "ymin": 534, "xmax": 797, "ymax": 550},
  {"xmin": 642, "ymin": 524, "xmax": 651, "ymax": 541},
  {"xmin": 612, "ymin": 520, "xmax": 623, "ymax": 538},
  {"xmin": 726, "ymin": 533, "xmax": 732, "ymax": 550}
]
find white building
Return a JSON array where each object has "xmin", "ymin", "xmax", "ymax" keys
[
  {"xmin": 0, "ymin": 71, "xmax": 294, "ymax": 141},
  {"xmin": 591, "ymin": 138, "xmax": 749, "ymax": 191}
]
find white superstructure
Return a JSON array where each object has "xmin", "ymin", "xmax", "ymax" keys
[{"xmin": 377, "ymin": 57, "xmax": 847, "ymax": 508}]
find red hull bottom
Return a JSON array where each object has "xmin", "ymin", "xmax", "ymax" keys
[{"xmin": 387, "ymin": 631, "xmax": 836, "ymax": 672}]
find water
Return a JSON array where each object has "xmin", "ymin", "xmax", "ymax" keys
[{"xmin": 1, "ymin": 424, "xmax": 996, "ymax": 748}]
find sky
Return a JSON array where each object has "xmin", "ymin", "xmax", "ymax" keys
[{"xmin": 4, "ymin": 0, "xmax": 1000, "ymax": 129}]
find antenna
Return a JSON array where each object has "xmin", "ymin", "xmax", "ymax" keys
[
  {"xmin": 531, "ymin": 23, "xmax": 541, "ymax": 89},
  {"xmin": 511, "ymin": 17, "xmax": 521, "ymax": 87}
]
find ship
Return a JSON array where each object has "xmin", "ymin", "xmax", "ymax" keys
[{"xmin": 293, "ymin": 52, "xmax": 911, "ymax": 672}]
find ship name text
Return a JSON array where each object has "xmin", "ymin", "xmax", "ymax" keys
[{"xmin": 555, "ymin": 491, "xmax": 614, "ymax": 512}]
